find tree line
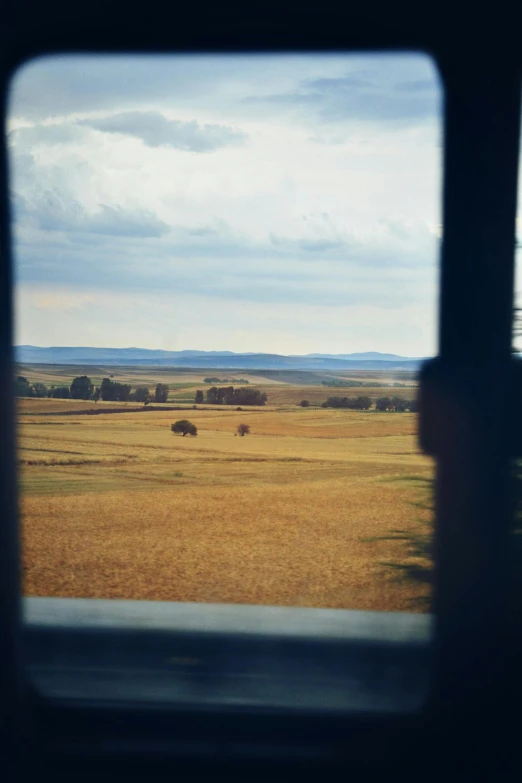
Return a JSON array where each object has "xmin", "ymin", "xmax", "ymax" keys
[
  {"xmin": 322, "ymin": 380, "xmax": 410, "ymax": 388},
  {"xmin": 195, "ymin": 386, "xmax": 267, "ymax": 406},
  {"xmin": 321, "ymin": 395, "xmax": 373, "ymax": 410},
  {"xmin": 203, "ymin": 377, "xmax": 250, "ymax": 384},
  {"xmin": 14, "ymin": 375, "xmax": 170, "ymax": 404},
  {"xmin": 299, "ymin": 394, "xmax": 419, "ymax": 411},
  {"xmin": 375, "ymin": 396, "xmax": 418, "ymax": 412}
]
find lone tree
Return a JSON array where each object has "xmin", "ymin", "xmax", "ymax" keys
[
  {"xmin": 70, "ymin": 375, "xmax": 94, "ymax": 400},
  {"xmin": 171, "ymin": 419, "xmax": 198, "ymax": 437},
  {"xmin": 299, "ymin": 400, "xmax": 310, "ymax": 407},
  {"xmin": 155, "ymin": 383, "xmax": 169, "ymax": 403},
  {"xmin": 237, "ymin": 423, "xmax": 250, "ymax": 437},
  {"xmin": 195, "ymin": 390, "xmax": 204, "ymax": 404}
]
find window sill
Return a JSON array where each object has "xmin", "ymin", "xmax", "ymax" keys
[{"xmin": 24, "ymin": 597, "xmax": 433, "ymax": 716}]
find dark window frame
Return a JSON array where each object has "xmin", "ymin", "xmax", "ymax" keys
[{"xmin": 2, "ymin": 1, "xmax": 522, "ymax": 777}]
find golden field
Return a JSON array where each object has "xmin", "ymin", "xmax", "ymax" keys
[
  {"xmin": 18, "ymin": 383, "xmax": 433, "ymax": 611},
  {"xmin": 19, "ymin": 400, "xmax": 432, "ymax": 610}
]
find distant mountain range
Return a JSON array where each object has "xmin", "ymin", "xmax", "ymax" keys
[
  {"xmin": 293, "ymin": 352, "xmax": 422, "ymax": 362},
  {"xmin": 15, "ymin": 346, "xmax": 425, "ymax": 371}
]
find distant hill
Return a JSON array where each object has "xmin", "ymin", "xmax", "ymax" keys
[
  {"xmin": 297, "ymin": 351, "xmax": 423, "ymax": 362},
  {"xmin": 15, "ymin": 346, "xmax": 424, "ymax": 371}
]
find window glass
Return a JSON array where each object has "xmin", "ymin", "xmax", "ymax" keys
[{"xmin": 9, "ymin": 54, "xmax": 441, "ymax": 612}]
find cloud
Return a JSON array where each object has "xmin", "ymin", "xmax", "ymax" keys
[
  {"xmin": 14, "ymin": 189, "xmax": 169, "ymax": 238},
  {"xmin": 13, "ymin": 215, "xmax": 437, "ymax": 310},
  {"xmin": 270, "ymin": 233, "xmax": 348, "ymax": 254},
  {"xmin": 184, "ymin": 225, "xmax": 220, "ymax": 238},
  {"xmin": 9, "ymin": 54, "xmax": 353, "ymax": 121},
  {"xmin": 8, "ymin": 123, "xmax": 88, "ymax": 147},
  {"xmin": 397, "ymin": 79, "xmax": 437, "ymax": 92},
  {"xmin": 245, "ymin": 72, "xmax": 440, "ymax": 126},
  {"xmin": 78, "ymin": 111, "xmax": 247, "ymax": 152},
  {"xmin": 9, "ymin": 55, "xmax": 244, "ymax": 120}
]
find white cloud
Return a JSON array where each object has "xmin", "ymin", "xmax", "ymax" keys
[{"xmin": 79, "ymin": 111, "xmax": 247, "ymax": 152}]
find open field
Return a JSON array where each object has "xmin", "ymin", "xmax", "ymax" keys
[{"xmin": 19, "ymin": 368, "xmax": 433, "ymax": 611}]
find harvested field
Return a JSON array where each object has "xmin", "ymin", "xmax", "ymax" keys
[{"xmin": 19, "ymin": 390, "xmax": 433, "ymax": 611}]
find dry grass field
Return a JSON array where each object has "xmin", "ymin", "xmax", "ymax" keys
[{"xmin": 18, "ymin": 369, "xmax": 433, "ymax": 612}]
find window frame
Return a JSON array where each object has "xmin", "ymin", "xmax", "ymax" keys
[{"xmin": 2, "ymin": 1, "xmax": 522, "ymax": 776}]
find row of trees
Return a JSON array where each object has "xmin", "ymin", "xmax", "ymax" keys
[
  {"xmin": 15, "ymin": 377, "xmax": 50, "ymax": 398},
  {"xmin": 203, "ymin": 377, "xmax": 249, "ymax": 384},
  {"xmin": 322, "ymin": 380, "xmax": 410, "ymax": 388},
  {"xmin": 14, "ymin": 375, "xmax": 170, "ymax": 404},
  {"xmin": 300, "ymin": 395, "xmax": 419, "ymax": 411},
  {"xmin": 322, "ymin": 395, "xmax": 373, "ymax": 410},
  {"xmin": 14, "ymin": 375, "xmax": 96, "ymax": 399},
  {"xmin": 98, "ymin": 379, "xmax": 169, "ymax": 403},
  {"xmin": 375, "ymin": 396, "xmax": 418, "ymax": 412},
  {"xmin": 196, "ymin": 386, "xmax": 267, "ymax": 406}
]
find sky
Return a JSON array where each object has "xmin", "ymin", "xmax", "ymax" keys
[{"xmin": 7, "ymin": 53, "xmax": 445, "ymax": 356}]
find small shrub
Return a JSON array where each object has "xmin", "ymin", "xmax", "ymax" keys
[{"xmin": 237, "ymin": 423, "xmax": 250, "ymax": 436}]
